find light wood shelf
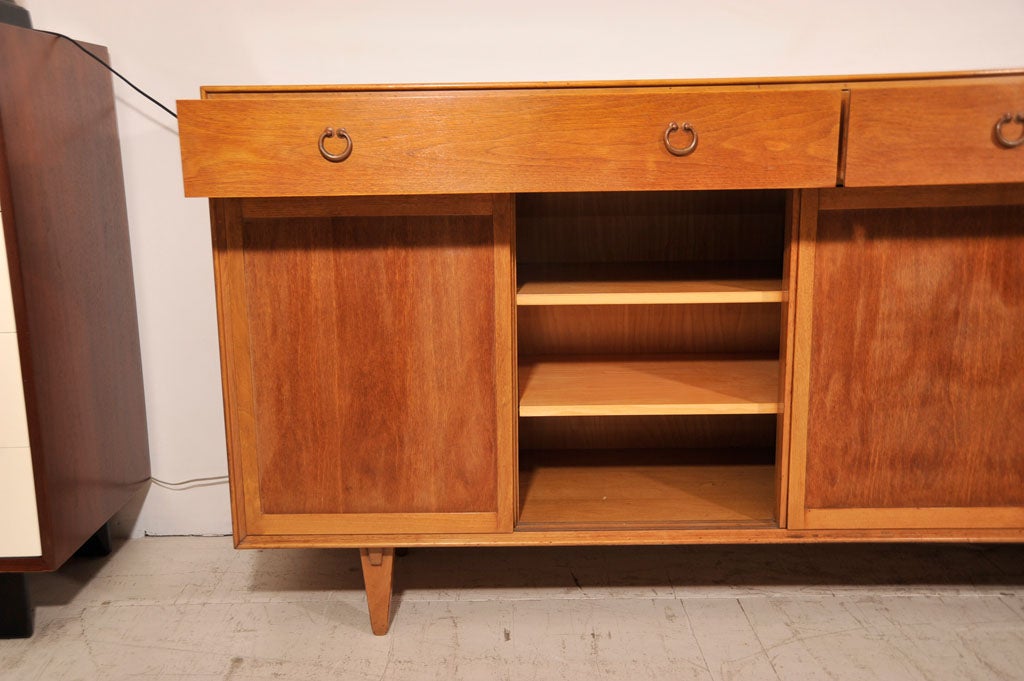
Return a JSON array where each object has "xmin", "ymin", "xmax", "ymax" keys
[
  {"xmin": 518, "ymin": 355, "xmax": 781, "ymax": 417},
  {"xmin": 516, "ymin": 262, "xmax": 785, "ymax": 306},
  {"xmin": 518, "ymin": 449, "xmax": 776, "ymax": 529}
]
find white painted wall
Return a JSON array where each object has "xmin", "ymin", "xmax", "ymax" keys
[{"xmin": 19, "ymin": 0, "xmax": 1024, "ymax": 536}]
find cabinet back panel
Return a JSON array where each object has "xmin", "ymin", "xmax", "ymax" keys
[
  {"xmin": 242, "ymin": 215, "xmax": 499, "ymax": 514},
  {"xmin": 519, "ymin": 414, "xmax": 776, "ymax": 451},
  {"xmin": 518, "ymin": 304, "xmax": 780, "ymax": 356},
  {"xmin": 805, "ymin": 205, "xmax": 1024, "ymax": 508},
  {"xmin": 517, "ymin": 191, "xmax": 785, "ymax": 265}
]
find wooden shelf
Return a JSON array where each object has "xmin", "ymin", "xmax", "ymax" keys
[
  {"xmin": 518, "ymin": 449, "xmax": 776, "ymax": 529},
  {"xmin": 518, "ymin": 355, "xmax": 780, "ymax": 416},
  {"xmin": 516, "ymin": 263, "xmax": 784, "ymax": 306}
]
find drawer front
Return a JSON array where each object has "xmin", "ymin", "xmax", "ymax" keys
[
  {"xmin": 845, "ymin": 78, "xmax": 1024, "ymax": 187},
  {"xmin": 180, "ymin": 87, "xmax": 842, "ymax": 197}
]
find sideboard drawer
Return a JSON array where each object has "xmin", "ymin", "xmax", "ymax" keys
[
  {"xmin": 179, "ymin": 87, "xmax": 841, "ymax": 197},
  {"xmin": 845, "ymin": 77, "xmax": 1024, "ymax": 187}
]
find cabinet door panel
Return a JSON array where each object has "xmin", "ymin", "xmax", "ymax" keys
[
  {"xmin": 213, "ymin": 196, "xmax": 514, "ymax": 538},
  {"xmin": 790, "ymin": 191, "xmax": 1024, "ymax": 529}
]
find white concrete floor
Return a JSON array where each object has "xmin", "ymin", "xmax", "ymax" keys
[{"xmin": 1, "ymin": 538, "xmax": 1023, "ymax": 680}]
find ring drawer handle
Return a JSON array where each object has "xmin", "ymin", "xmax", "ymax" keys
[
  {"xmin": 319, "ymin": 127, "xmax": 353, "ymax": 162},
  {"xmin": 664, "ymin": 121, "xmax": 698, "ymax": 157},
  {"xmin": 994, "ymin": 113, "xmax": 1024, "ymax": 149}
]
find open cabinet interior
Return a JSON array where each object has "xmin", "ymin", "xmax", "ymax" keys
[{"xmin": 515, "ymin": 190, "xmax": 788, "ymax": 530}]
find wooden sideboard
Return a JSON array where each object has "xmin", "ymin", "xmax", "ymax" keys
[
  {"xmin": 0, "ymin": 25, "xmax": 150, "ymax": 638},
  {"xmin": 177, "ymin": 72, "xmax": 1024, "ymax": 634}
]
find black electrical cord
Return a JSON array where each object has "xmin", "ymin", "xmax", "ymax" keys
[{"xmin": 36, "ymin": 29, "xmax": 177, "ymax": 119}]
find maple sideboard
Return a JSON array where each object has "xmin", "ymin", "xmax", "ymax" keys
[{"xmin": 177, "ymin": 71, "xmax": 1024, "ymax": 634}]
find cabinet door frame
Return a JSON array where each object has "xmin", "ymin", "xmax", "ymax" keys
[
  {"xmin": 211, "ymin": 195, "xmax": 516, "ymax": 543},
  {"xmin": 787, "ymin": 186, "xmax": 1024, "ymax": 530}
]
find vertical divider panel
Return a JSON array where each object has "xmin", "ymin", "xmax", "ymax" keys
[
  {"xmin": 774, "ymin": 191, "xmax": 801, "ymax": 526},
  {"xmin": 493, "ymin": 194, "xmax": 517, "ymax": 531},
  {"xmin": 786, "ymin": 190, "xmax": 820, "ymax": 529},
  {"xmin": 210, "ymin": 198, "xmax": 256, "ymax": 545}
]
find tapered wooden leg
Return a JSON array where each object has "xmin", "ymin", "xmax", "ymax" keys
[{"xmin": 359, "ymin": 548, "xmax": 395, "ymax": 635}]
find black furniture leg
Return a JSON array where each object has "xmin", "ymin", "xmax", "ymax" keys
[
  {"xmin": 0, "ymin": 573, "xmax": 32, "ymax": 638},
  {"xmin": 75, "ymin": 522, "xmax": 112, "ymax": 558}
]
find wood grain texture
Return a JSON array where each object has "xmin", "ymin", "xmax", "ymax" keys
[
  {"xmin": 492, "ymin": 194, "xmax": 517, "ymax": 532},
  {"xmin": 241, "ymin": 194, "xmax": 495, "ymax": 219},
  {"xmin": 804, "ymin": 205, "xmax": 1024, "ymax": 516},
  {"xmin": 255, "ymin": 512, "xmax": 502, "ymax": 536},
  {"xmin": 0, "ymin": 25, "xmax": 149, "ymax": 572},
  {"xmin": 785, "ymin": 191, "xmax": 820, "ymax": 530},
  {"xmin": 773, "ymin": 191, "xmax": 801, "ymax": 526},
  {"xmin": 243, "ymin": 215, "xmax": 498, "ymax": 514},
  {"xmin": 820, "ymin": 184, "xmax": 1024, "ymax": 211},
  {"xmin": 212, "ymin": 195, "xmax": 515, "ymax": 537},
  {"xmin": 359, "ymin": 548, "xmax": 394, "ymax": 635},
  {"xmin": 209, "ymin": 200, "xmax": 252, "ymax": 547},
  {"xmin": 237, "ymin": 526, "xmax": 1024, "ymax": 549},
  {"xmin": 179, "ymin": 87, "xmax": 841, "ymax": 197},
  {"xmin": 518, "ymin": 450, "xmax": 776, "ymax": 529},
  {"xmin": 519, "ymin": 356, "xmax": 780, "ymax": 416},
  {"xmin": 516, "ymin": 263, "xmax": 784, "ymax": 305},
  {"xmin": 184, "ymin": 75, "xmax": 1024, "ymax": 565},
  {"xmin": 516, "ymin": 191, "xmax": 786, "ymax": 265},
  {"xmin": 805, "ymin": 507, "xmax": 1024, "ymax": 530},
  {"xmin": 517, "ymin": 304, "xmax": 781, "ymax": 357},
  {"xmin": 845, "ymin": 78, "xmax": 1024, "ymax": 186}
]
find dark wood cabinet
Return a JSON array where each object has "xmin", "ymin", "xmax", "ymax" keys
[{"xmin": 0, "ymin": 25, "xmax": 150, "ymax": 637}]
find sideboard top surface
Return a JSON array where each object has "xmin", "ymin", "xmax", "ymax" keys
[{"xmin": 195, "ymin": 69, "xmax": 1024, "ymax": 97}]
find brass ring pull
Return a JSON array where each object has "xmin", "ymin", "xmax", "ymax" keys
[
  {"xmin": 664, "ymin": 121, "xmax": 698, "ymax": 157},
  {"xmin": 994, "ymin": 113, "xmax": 1024, "ymax": 149},
  {"xmin": 319, "ymin": 127, "xmax": 353, "ymax": 162}
]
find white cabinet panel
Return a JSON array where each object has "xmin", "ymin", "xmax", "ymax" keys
[
  {"xmin": 0, "ymin": 446, "xmax": 40, "ymax": 557},
  {"xmin": 0, "ymin": 209, "xmax": 15, "ymax": 333},
  {"xmin": 0, "ymin": 332, "xmax": 29, "ymax": 448}
]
